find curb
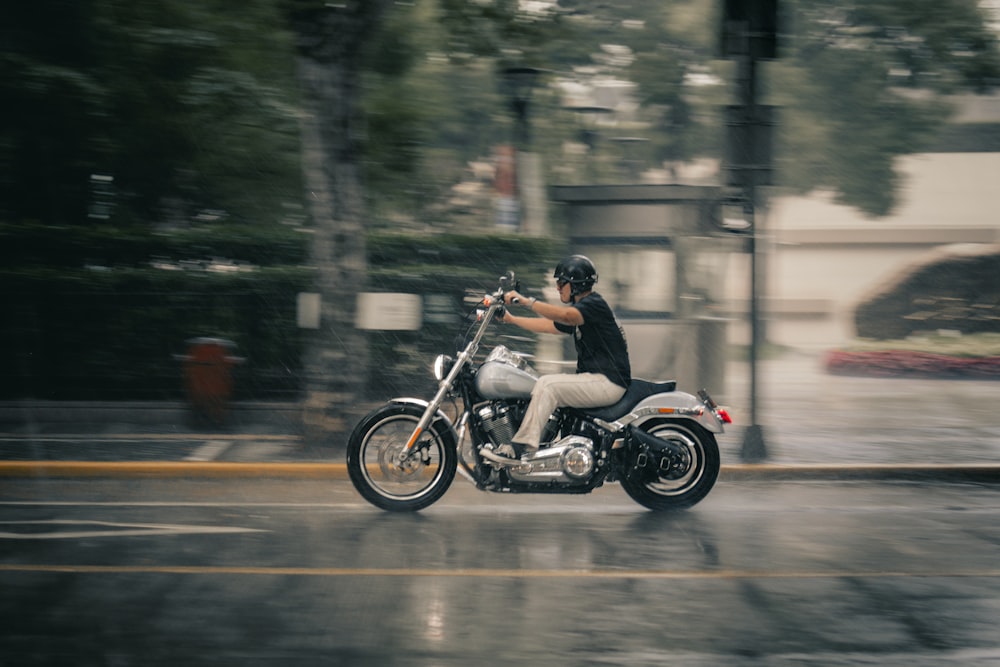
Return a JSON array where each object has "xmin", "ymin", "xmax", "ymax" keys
[
  {"xmin": 0, "ymin": 461, "xmax": 345, "ymax": 479},
  {"xmin": 719, "ymin": 463, "xmax": 1000, "ymax": 483},
  {"xmin": 3, "ymin": 462, "xmax": 1000, "ymax": 482}
]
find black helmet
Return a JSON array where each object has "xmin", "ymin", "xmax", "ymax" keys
[{"xmin": 554, "ymin": 254, "xmax": 598, "ymax": 294}]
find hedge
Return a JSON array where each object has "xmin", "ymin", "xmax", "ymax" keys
[
  {"xmin": 825, "ymin": 349, "xmax": 1000, "ymax": 378},
  {"xmin": 0, "ymin": 228, "xmax": 563, "ymax": 400},
  {"xmin": 0, "ymin": 267, "xmax": 314, "ymax": 400},
  {"xmin": 0, "ymin": 221, "xmax": 310, "ymax": 268}
]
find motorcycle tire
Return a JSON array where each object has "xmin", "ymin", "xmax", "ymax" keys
[
  {"xmin": 620, "ymin": 419, "xmax": 719, "ymax": 511},
  {"xmin": 346, "ymin": 402, "xmax": 458, "ymax": 512}
]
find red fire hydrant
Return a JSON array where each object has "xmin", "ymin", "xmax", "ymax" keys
[{"xmin": 177, "ymin": 337, "xmax": 245, "ymax": 425}]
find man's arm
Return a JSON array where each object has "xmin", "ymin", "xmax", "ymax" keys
[
  {"xmin": 502, "ymin": 289, "xmax": 583, "ymax": 331},
  {"xmin": 531, "ymin": 299, "xmax": 583, "ymax": 326},
  {"xmin": 502, "ymin": 311, "xmax": 560, "ymax": 334}
]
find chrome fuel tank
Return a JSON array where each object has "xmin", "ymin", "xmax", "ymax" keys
[{"xmin": 475, "ymin": 346, "xmax": 538, "ymax": 399}]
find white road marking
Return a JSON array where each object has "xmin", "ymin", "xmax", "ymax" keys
[
  {"xmin": 183, "ymin": 440, "xmax": 233, "ymax": 461},
  {"xmin": 0, "ymin": 519, "xmax": 266, "ymax": 540}
]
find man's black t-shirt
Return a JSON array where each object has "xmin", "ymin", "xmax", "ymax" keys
[{"xmin": 554, "ymin": 292, "xmax": 631, "ymax": 388}]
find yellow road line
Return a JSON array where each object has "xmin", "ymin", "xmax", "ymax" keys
[
  {"xmin": 3, "ymin": 461, "xmax": 1000, "ymax": 480},
  {"xmin": 2, "ymin": 564, "xmax": 1000, "ymax": 579},
  {"xmin": 0, "ymin": 461, "xmax": 346, "ymax": 478}
]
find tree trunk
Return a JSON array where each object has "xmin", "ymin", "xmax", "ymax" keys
[{"xmin": 289, "ymin": 3, "xmax": 391, "ymax": 446}]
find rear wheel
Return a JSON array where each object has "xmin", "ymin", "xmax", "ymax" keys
[
  {"xmin": 346, "ymin": 403, "xmax": 457, "ymax": 512},
  {"xmin": 620, "ymin": 420, "xmax": 719, "ymax": 511}
]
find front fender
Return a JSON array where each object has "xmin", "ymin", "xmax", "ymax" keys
[{"xmin": 389, "ymin": 397, "xmax": 458, "ymax": 436}]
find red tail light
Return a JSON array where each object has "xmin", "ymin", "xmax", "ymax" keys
[{"xmin": 716, "ymin": 408, "xmax": 733, "ymax": 424}]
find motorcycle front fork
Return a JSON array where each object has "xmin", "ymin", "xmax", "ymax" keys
[{"xmin": 453, "ymin": 412, "xmax": 481, "ymax": 484}]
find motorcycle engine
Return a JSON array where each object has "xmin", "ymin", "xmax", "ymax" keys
[
  {"xmin": 476, "ymin": 402, "xmax": 518, "ymax": 447},
  {"xmin": 475, "ymin": 402, "xmax": 596, "ymax": 485},
  {"xmin": 508, "ymin": 435, "xmax": 596, "ymax": 485}
]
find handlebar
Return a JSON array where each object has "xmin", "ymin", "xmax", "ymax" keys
[
  {"xmin": 467, "ymin": 270, "xmax": 521, "ymax": 324},
  {"xmin": 498, "ymin": 270, "xmax": 519, "ymax": 295},
  {"xmin": 456, "ymin": 270, "xmax": 523, "ymax": 358},
  {"xmin": 497, "ymin": 270, "xmax": 522, "ymax": 306}
]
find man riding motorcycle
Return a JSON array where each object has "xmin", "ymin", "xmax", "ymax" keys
[{"xmin": 481, "ymin": 254, "xmax": 631, "ymax": 464}]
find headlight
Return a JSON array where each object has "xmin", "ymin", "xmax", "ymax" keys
[{"xmin": 432, "ymin": 354, "xmax": 452, "ymax": 381}]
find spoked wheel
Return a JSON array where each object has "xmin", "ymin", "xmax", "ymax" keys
[
  {"xmin": 346, "ymin": 403, "xmax": 457, "ymax": 512},
  {"xmin": 620, "ymin": 420, "xmax": 720, "ymax": 511}
]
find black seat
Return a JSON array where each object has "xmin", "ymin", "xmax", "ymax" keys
[{"xmin": 582, "ymin": 379, "xmax": 677, "ymax": 422}]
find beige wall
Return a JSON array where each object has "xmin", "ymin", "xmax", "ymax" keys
[{"xmin": 732, "ymin": 153, "xmax": 1000, "ymax": 349}]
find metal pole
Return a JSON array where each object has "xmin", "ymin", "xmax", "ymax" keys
[
  {"xmin": 739, "ymin": 50, "xmax": 768, "ymax": 462},
  {"xmin": 742, "ymin": 202, "xmax": 767, "ymax": 460}
]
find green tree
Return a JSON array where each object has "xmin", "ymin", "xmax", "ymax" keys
[
  {"xmin": 282, "ymin": 0, "xmax": 397, "ymax": 441},
  {"xmin": 280, "ymin": 0, "xmax": 568, "ymax": 440},
  {"xmin": 0, "ymin": 0, "xmax": 312, "ymax": 403},
  {"xmin": 360, "ymin": 0, "xmax": 570, "ymax": 227},
  {"xmin": 771, "ymin": 0, "xmax": 999, "ymax": 215},
  {"xmin": 0, "ymin": 1, "xmax": 105, "ymax": 224},
  {"xmin": 545, "ymin": 0, "xmax": 998, "ymax": 215},
  {"xmin": 0, "ymin": 0, "xmax": 302, "ymax": 227}
]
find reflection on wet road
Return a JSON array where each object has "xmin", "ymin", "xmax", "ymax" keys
[{"xmin": 1, "ymin": 479, "xmax": 999, "ymax": 666}]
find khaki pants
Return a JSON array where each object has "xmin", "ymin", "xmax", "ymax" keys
[{"xmin": 512, "ymin": 373, "xmax": 626, "ymax": 449}]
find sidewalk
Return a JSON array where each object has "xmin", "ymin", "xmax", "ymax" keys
[
  {"xmin": 0, "ymin": 400, "xmax": 302, "ymax": 436},
  {"xmin": 2, "ymin": 350, "xmax": 1000, "ymax": 480},
  {"xmin": 719, "ymin": 350, "xmax": 1000, "ymax": 466}
]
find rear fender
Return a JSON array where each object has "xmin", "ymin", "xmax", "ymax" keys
[{"xmin": 626, "ymin": 391, "xmax": 725, "ymax": 434}]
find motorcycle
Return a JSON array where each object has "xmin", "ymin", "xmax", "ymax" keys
[{"xmin": 346, "ymin": 271, "xmax": 732, "ymax": 512}]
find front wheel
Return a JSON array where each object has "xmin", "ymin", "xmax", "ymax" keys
[
  {"xmin": 346, "ymin": 403, "xmax": 457, "ymax": 512},
  {"xmin": 620, "ymin": 420, "xmax": 720, "ymax": 511}
]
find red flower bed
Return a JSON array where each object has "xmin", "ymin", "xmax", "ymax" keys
[{"xmin": 825, "ymin": 350, "xmax": 1000, "ymax": 379}]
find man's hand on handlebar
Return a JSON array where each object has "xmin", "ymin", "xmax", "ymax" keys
[{"xmin": 504, "ymin": 290, "xmax": 526, "ymax": 306}]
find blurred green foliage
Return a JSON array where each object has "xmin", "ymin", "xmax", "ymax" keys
[
  {"xmin": 3, "ymin": 0, "xmax": 997, "ymax": 227},
  {"xmin": 0, "ymin": 226, "xmax": 560, "ymax": 399},
  {"xmin": 0, "ymin": 0, "xmax": 302, "ymax": 226},
  {"xmin": 0, "ymin": 222, "xmax": 310, "ymax": 268},
  {"xmin": 367, "ymin": 0, "xmax": 1000, "ymax": 219},
  {"xmin": 1, "ymin": 0, "xmax": 998, "ymax": 401},
  {"xmin": 842, "ymin": 332, "xmax": 1000, "ymax": 357},
  {"xmin": 0, "ymin": 266, "xmax": 314, "ymax": 400}
]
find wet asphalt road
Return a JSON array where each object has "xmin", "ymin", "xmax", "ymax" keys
[{"xmin": 2, "ymin": 477, "xmax": 999, "ymax": 666}]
